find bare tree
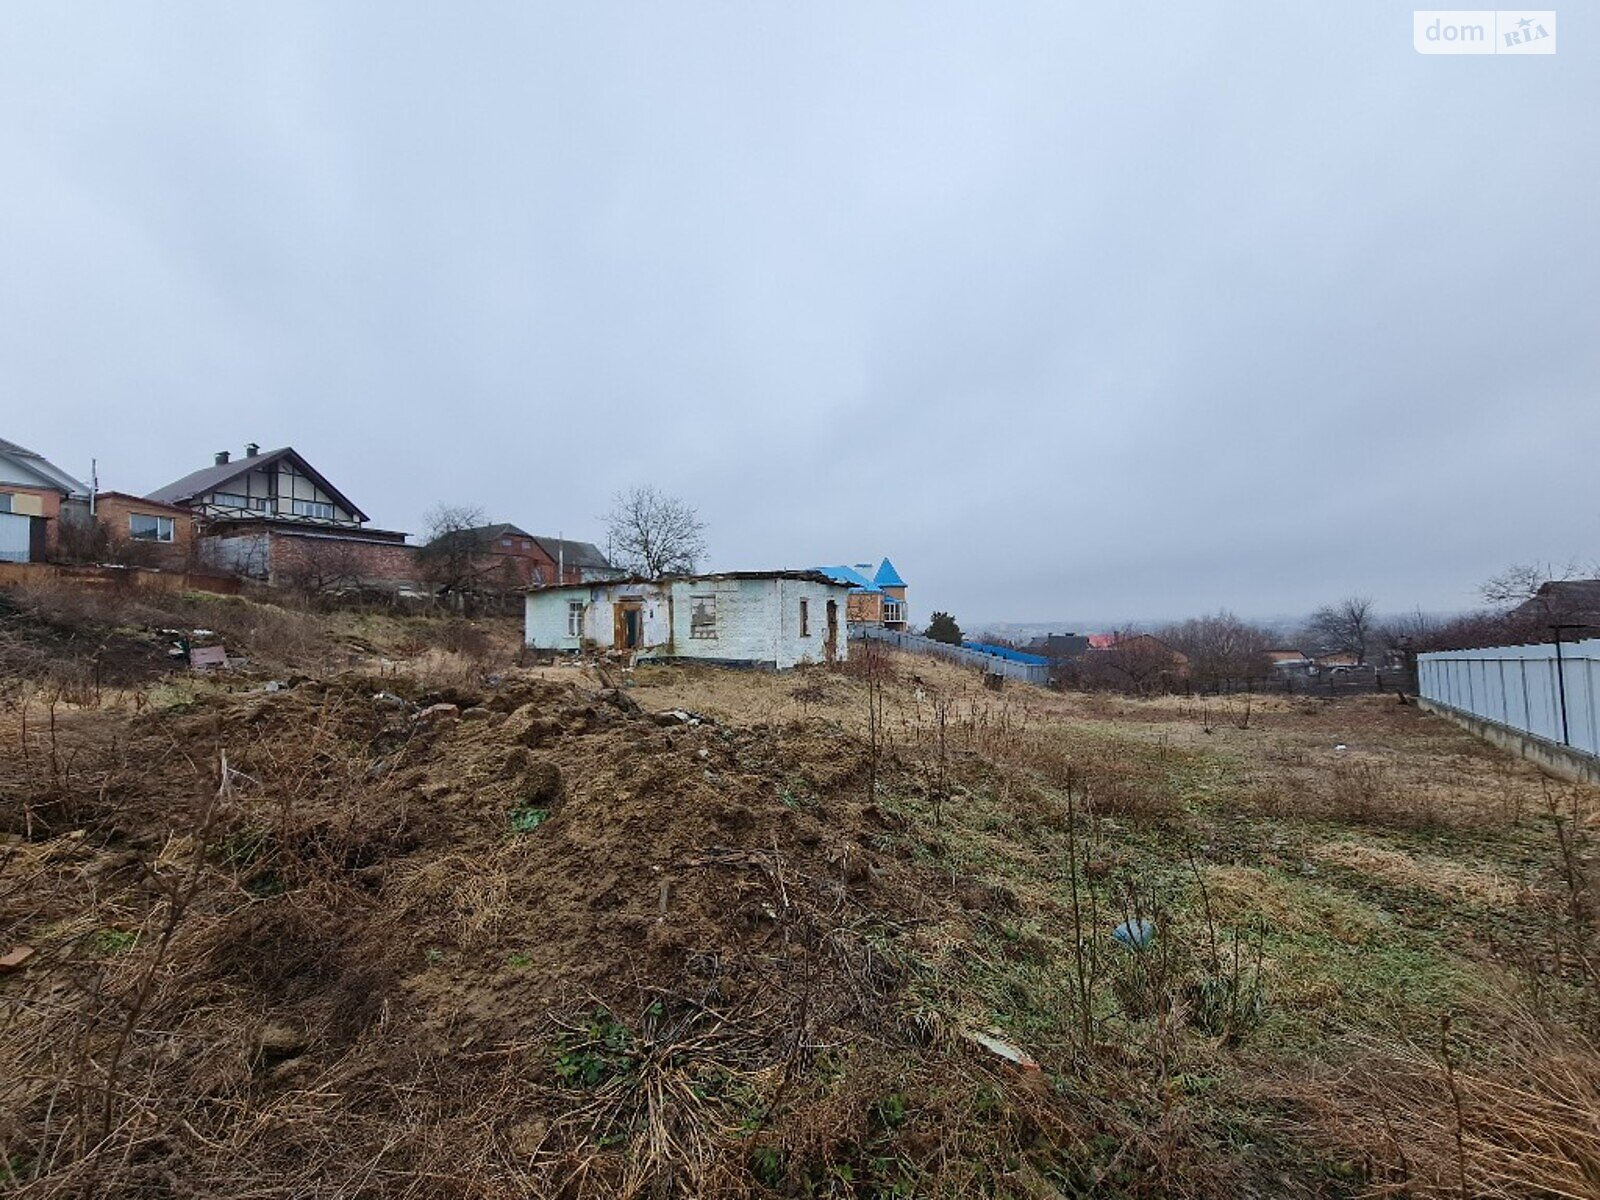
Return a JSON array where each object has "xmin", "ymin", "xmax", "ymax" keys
[
  {"xmin": 1161, "ymin": 611, "xmax": 1275, "ymax": 688},
  {"xmin": 1062, "ymin": 631, "xmax": 1186, "ymax": 695},
  {"xmin": 1304, "ymin": 596, "xmax": 1376, "ymax": 663},
  {"xmin": 1481, "ymin": 562, "xmax": 1576, "ymax": 609},
  {"xmin": 417, "ymin": 503, "xmax": 492, "ymax": 595},
  {"xmin": 604, "ymin": 485, "xmax": 706, "ymax": 577}
]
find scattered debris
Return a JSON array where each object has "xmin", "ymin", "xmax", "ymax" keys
[
  {"xmin": 372, "ymin": 691, "xmax": 410, "ymax": 711},
  {"xmin": 1112, "ymin": 918, "xmax": 1156, "ymax": 949},
  {"xmin": 414, "ymin": 702, "xmax": 461, "ymax": 724},
  {"xmin": 967, "ymin": 1028, "xmax": 1040, "ymax": 1071},
  {"xmin": 188, "ymin": 645, "xmax": 228, "ymax": 671},
  {"xmin": 256, "ymin": 1023, "xmax": 307, "ymax": 1062},
  {"xmin": 1334, "ymin": 743, "xmax": 1349, "ymax": 752},
  {"xmin": 0, "ymin": 945, "xmax": 36, "ymax": 971}
]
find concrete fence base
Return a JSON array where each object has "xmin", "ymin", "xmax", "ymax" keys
[{"xmin": 1416, "ymin": 697, "xmax": 1600, "ymax": 786}]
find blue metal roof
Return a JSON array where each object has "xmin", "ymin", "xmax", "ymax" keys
[
  {"xmin": 814, "ymin": 565, "xmax": 881, "ymax": 593},
  {"xmin": 873, "ymin": 557, "xmax": 906, "ymax": 588}
]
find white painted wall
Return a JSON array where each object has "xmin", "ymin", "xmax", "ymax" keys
[{"xmin": 524, "ymin": 576, "xmax": 849, "ymax": 668}]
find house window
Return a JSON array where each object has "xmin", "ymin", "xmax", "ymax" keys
[
  {"xmin": 883, "ymin": 600, "xmax": 904, "ymax": 624},
  {"xmin": 690, "ymin": 594, "xmax": 717, "ymax": 639},
  {"xmin": 567, "ymin": 600, "xmax": 584, "ymax": 637},
  {"xmin": 0, "ymin": 494, "xmax": 11, "ymax": 513},
  {"xmin": 800, "ymin": 598, "xmax": 810, "ymax": 637},
  {"xmin": 500, "ymin": 537, "xmax": 513, "ymax": 548},
  {"xmin": 292, "ymin": 499, "xmax": 335, "ymax": 520},
  {"xmin": 215, "ymin": 493, "xmax": 269, "ymax": 511},
  {"xmin": 130, "ymin": 514, "xmax": 175, "ymax": 543}
]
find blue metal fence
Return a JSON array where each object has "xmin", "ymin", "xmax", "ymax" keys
[
  {"xmin": 962, "ymin": 640, "xmax": 1049, "ymax": 666},
  {"xmin": 852, "ymin": 625, "xmax": 1052, "ymax": 685}
]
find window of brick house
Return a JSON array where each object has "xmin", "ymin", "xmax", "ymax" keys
[
  {"xmin": 690, "ymin": 594, "xmax": 717, "ymax": 639},
  {"xmin": 500, "ymin": 537, "xmax": 513, "ymax": 548},
  {"xmin": 567, "ymin": 600, "xmax": 584, "ymax": 637},
  {"xmin": 800, "ymin": 598, "xmax": 810, "ymax": 636},
  {"xmin": 130, "ymin": 514, "xmax": 175, "ymax": 543},
  {"xmin": 292, "ymin": 499, "xmax": 335, "ymax": 520}
]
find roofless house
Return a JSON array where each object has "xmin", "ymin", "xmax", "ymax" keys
[{"xmin": 525, "ymin": 570, "xmax": 851, "ymax": 669}]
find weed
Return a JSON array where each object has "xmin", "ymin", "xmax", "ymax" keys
[
  {"xmin": 508, "ymin": 805, "xmax": 551, "ymax": 833},
  {"xmin": 91, "ymin": 928, "xmax": 138, "ymax": 955},
  {"xmin": 220, "ymin": 826, "xmax": 270, "ymax": 868},
  {"xmin": 749, "ymin": 1145, "xmax": 785, "ymax": 1188},
  {"xmin": 870, "ymin": 1092, "xmax": 908, "ymax": 1131},
  {"xmin": 553, "ymin": 1008, "xmax": 640, "ymax": 1088}
]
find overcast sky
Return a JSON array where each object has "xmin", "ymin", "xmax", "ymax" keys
[{"xmin": 2, "ymin": 4, "xmax": 1594, "ymax": 626}]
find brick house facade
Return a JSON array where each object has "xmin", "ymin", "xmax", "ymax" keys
[
  {"xmin": 91, "ymin": 493, "xmax": 198, "ymax": 571},
  {"xmin": 814, "ymin": 559, "xmax": 908, "ymax": 629},
  {"xmin": 432, "ymin": 524, "xmax": 622, "ymax": 591}
]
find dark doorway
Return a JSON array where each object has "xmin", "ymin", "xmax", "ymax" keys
[
  {"xmin": 615, "ymin": 601, "xmax": 643, "ymax": 650},
  {"xmin": 825, "ymin": 599, "xmax": 839, "ymax": 664}
]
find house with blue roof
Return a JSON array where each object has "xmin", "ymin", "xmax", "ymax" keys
[{"xmin": 812, "ymin": 557, "xmax": 907, "ymax": 629}]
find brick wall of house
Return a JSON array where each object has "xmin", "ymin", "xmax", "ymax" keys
[
  {"xmin": 92, "ymin": 494, "xmax": 196, "ymax": 570},
  {"xmin": 266, "ymin": 532, "xmax": 422, "ymax": 592},
  {"xmin": 480, "ymin": 542, "xmax": 554, "ymax": 588},
  {"xmin": 502, "ymin": 542, "xmax": 593, "ymax": 587},
  {"xmin": 846, "ymin": 592, "xmax": 883, "ymax": 624}
]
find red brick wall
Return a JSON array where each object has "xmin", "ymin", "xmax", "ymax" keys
[
  {"xmin": 479, "ymin": 542, "xmax": 553, "ymax": 587},
  {"xmin": 483, "ymin": 542, "xmax": 594, "ymax": 587},
  {"xmin": 92, "ymin": 495, "xmax": 196, "ymax": 570},
  {"xmin": 267, "ymin": 532, "xmax": 421, "ymax": 591}
]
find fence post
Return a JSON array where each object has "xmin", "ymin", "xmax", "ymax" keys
[{"xmin": 1552, "ymin": 625, "xmax": 1574, "ymax": 746}]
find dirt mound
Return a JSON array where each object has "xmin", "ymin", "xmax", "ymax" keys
[{"xmin": 0, "ymin": 672, "xmax": 1021, "ymax": 1198}]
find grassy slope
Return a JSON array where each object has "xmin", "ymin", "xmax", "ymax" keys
[
  {"xmin": 1, "ymin": 588, "xmax": 1597, "ymax": 1197},
  {"xmin": 623, "ymin": 655, "xmax": 1600, "ymax": 1196}
]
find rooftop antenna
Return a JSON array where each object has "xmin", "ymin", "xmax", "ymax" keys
[
  {"xmin": 558, "ymin": 531, "xmax": 564, "ymax": 583},
  {"xmin": 90, "ymin": 458, "xmax": 98, "ymax": 514}
]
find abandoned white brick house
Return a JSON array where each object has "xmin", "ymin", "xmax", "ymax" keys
[{"xmin": 524, "ymin": 571, "xmax": 850, "ymax": 669}]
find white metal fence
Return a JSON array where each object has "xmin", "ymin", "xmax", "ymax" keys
[{"xmin": 1417, "ymin": 638, "xmax": 1600, "ymax": 758}]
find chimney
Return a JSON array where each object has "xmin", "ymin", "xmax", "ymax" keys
[
  {"xmin": 244, "ymin": 442, "xmax": 259, "ymax": 458},
  {"xmin": 214, "ymin": 450, "xmax": 230, "ymax": 466}
]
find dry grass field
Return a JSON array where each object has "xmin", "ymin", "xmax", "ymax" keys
[{"xmin": 2, "ymin": 586, "xmax": 1597, "ymax": 1197}]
